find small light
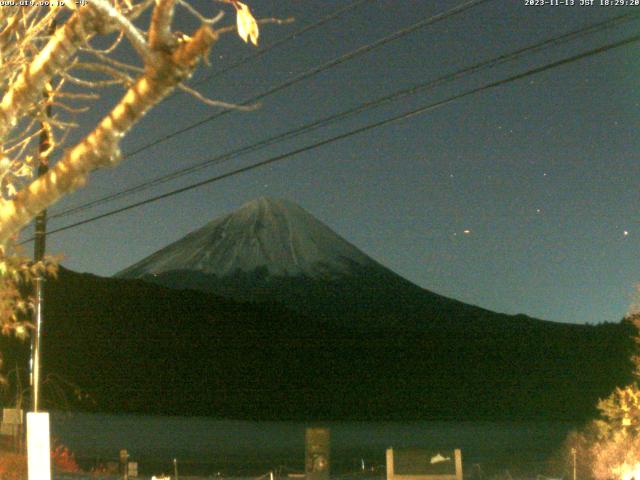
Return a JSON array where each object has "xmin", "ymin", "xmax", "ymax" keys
[
  {"xmin": 463, "ymin": 230, "xmax": 471, "ymax": 235},
  {"xmin": 624, "ymin": 231, "xmax": 629, "ymax": 237},
  {"xmin": 15, "ymin": 325, "xmax": 27, "ymax": 339}
]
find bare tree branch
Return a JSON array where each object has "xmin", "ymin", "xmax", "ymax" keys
[
  {"xmin": 0, "ymin": 9, "xmax": 99, "ymax": 142},
  {"xmin": 177, "ymin": 1, "xmax": 225, "ymax": 26},
  {"xmin": 149, "ymin": 0, "xmax": 178, "ymax": 51},
  {"xmin": 0, "ymin": 23, "xmax": 219, "ymax": 243},
  {"xmin": 90, "ymin": 0, "xmax": 153, "ymax": 65},
  {"xmin": 178, "ymin": 83, "xmax": 258, "ymax": 110}
]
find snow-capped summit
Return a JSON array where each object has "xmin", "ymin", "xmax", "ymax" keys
[
  {"xmin": 117, "ymin": 197, "xmax": 377, "ymax": 279},
  {"xmin": 117, "ymin": 197, "xmax": 477, "ymax": 327},
  {"xmin": 117, "ymin": 198, "xmax": 480, "ymax": 328}
]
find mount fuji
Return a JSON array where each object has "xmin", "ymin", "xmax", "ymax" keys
[
  {"xmin": 117, "ymin": 197, "xmax": 484, "ymax": 328},
  {"xmin": 0, "ymin": 197, "xmax": 630, "ymax": 420},
  {"xmin": 118, "ymin": 197, "xmax": 376, "ymax": 279}
]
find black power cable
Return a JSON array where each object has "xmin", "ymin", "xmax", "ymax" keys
[
  {"xmin": 50, "ymin": 10, "xmax": 640, "ymax": 221},
  {"xmin": 121, "ymin": 0, "xmax": 494, "ymax": 160},
  {"xmin": 185, "ymin": 0, "xmax": 376, "ymax": 90},
  {"xmin": 20, "ymin": 32, "xmax": 640, "ymax": 244}
]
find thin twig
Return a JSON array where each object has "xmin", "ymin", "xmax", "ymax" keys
[
  {"xmin": 49, "ymin": 102, "xmax": 90, "ymax": 114},
  {"xmin": 178, "ymin": 83, "xmax": 260, "ymax": 111},
  {"xmin": 80, "ymin": 30, "xmax": 125, "ymax": 55},
  {"xmin": 177, "ymin": 1, "xmax": 225, "ymax": 25},
  {"xmin": 62, "ymin": 72, "xmax": 120, "ymax": 89},
  {"xmin": 90, "ymin": 50, "xmax": 144, "ymax": 73},
  {"xmin": 46, "ymin": 117, "xmax": 79, "ymax": 129},
  {"xmin": 53, "ymin": 92, "xmax": 100, "ymax": 100},
  {"xmin": 72, "ymin": 61, "xmax": 134, "ymax": 86},
  {"xmin": 125, "ymin": 0, "xmax": 156, "ymax": 22},
  {"xmin": 90, "ymin": 0, "xmax": 154, "ymax": 65},
  {"xmin": 3, "ymin": 129, "xmax": 41, "ymax": 156},
  {"xmin": 3, "ymin": 116, "xmax": 39, "ymax": 148}
]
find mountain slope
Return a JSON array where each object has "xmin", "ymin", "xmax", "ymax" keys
[
  {"xmin": 116, "ymin": 197, "xmax": 498, "ymax": 328},
  {"xmin": 0, "ymin": 268, "xmax": 633, "ymax": 421},
  {"xmin": 6, "ymin": 197, "xmax": 630, "ymax": 420},
  {"xmin": 118, "ymin": 197, "xmax": 376, "ymax": 279},
  {"xmin": 0, "ymin": 270, "xmax": 633, "ymax": 420}
]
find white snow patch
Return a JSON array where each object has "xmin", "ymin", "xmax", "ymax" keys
[{"xmin": 118, "ymin": 197, "xmax": 377, "ymax": 279}]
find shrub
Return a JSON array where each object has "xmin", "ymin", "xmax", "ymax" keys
[
  {"xmin": 52, "ymin": 444, "xmax": 81, "ymax": 473},
  {"xmin": 0, "ymin": 451, "xmax": 27, "ymax": 480},
  {"xmin": 0, "ymin": 443, "xmax": 81, "ymax": 479}
]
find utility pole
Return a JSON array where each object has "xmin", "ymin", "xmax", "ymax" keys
[
  {"xmin": 30, "ymin": 84, "xmax": 51, "ymax": 413},
  {"xmin": 26, "ymin": 20, "xmax": 55, "ymax": 480},
  {"xmin": 30, "ymin": 18, "xmax": 55, "ymax": 414}
]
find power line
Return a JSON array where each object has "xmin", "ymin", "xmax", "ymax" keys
[
  {"xmin": 20, "ymin": 32, "xmax": 640, "ymax": 244},
  {"xmin": 40, "ymin": 1, "xmax": 375, "ymax": 165},
  {"xmin": 50, "ymin": 10, "xmax": 640, "ymax": 220},
  {"xmin": 122, "ymin": 0, "xmax": 494, "ymax": 159},
  {"xmin": 185, "ymin": 0, "xmax": 376, "ymax": 89}
]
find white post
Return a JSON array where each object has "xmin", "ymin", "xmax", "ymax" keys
[
  {"xmin": 27, "ymin": 412, "xmax": 51, "ymax": 480},
  {"xmin": 454, "ymin": 449, "xmax": 463, "ymax": 480},
  {"xmin": 386, "ymin": 448, "xmax": 394, "ymax": 480}
]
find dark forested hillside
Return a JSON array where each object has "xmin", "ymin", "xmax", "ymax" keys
[{"xmin": 0, "ymin": 268, "xmax": 631, "ymax": 421}]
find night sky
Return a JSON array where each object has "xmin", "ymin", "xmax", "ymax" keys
[{"xmin": 30, "ymin": 0, "xmax": 640, "ymax": 325}]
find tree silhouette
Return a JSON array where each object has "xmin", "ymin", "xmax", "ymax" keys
[{"xmin": 0, "ymin": 0, "xmax": 263, "ymax": 337}]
